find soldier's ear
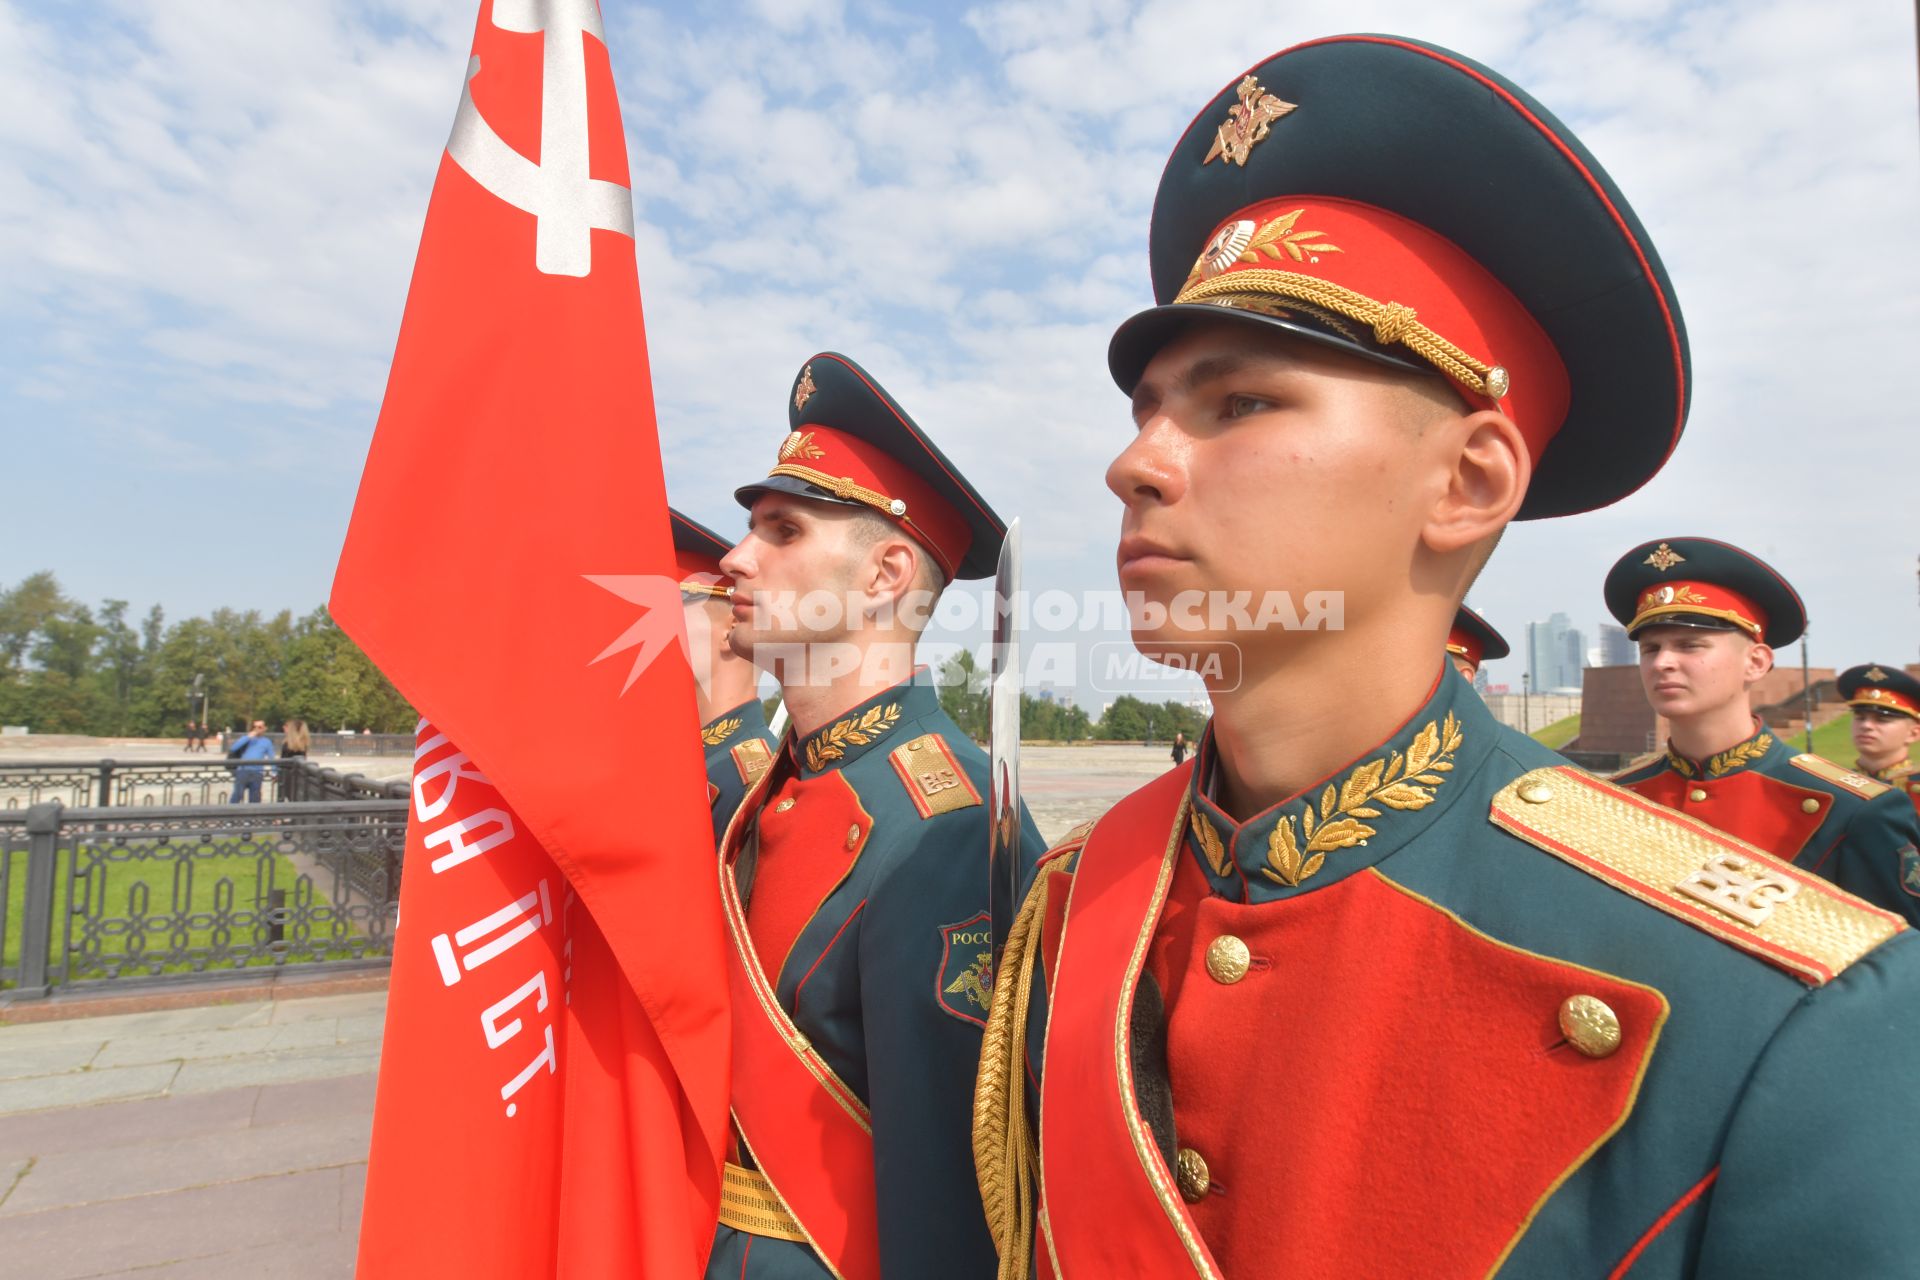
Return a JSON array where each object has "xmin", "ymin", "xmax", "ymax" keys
[
  {"xmin": 1746, "ymin": 642, "xmax": 1776, "ymax": 681},
  {"xmin": 861, "ymin": 537, "xmax": 922, "ymax": 610},
  {"xmin": 1418, "ymin": 410, "xmax": 1529, "ymax": 560}
]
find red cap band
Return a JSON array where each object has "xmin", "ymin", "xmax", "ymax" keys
[
  {"xmin": 1630, "ymin": 580, "xmax": 1766, "ymax": 639},
  {"xmin": 765, "ymin": 424, "xmax": 972, "ymax": 580}
]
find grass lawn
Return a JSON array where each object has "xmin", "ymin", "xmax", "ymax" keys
[
  {"xmin": 1531, "ymin": 714, "xmax": 1581, "ymax": 751},
  {"xmin": 4, "ymin": 837, "xmax": 376, "ymax": 986}
]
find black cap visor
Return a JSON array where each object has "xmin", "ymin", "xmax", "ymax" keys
[
  {"xmin": 733, "ymin": 474, "xmax": 867, "ymax": 512},
  {"xmin": 1108, "ymin": 298, "xmax": 1432, "ymax": 394}
]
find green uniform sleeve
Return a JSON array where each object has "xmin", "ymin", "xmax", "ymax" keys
[
  {"xmin": 1693, "ymin": 930, "xmax": 1920, "ymax": 1275},
  {"xmin": 1832, "ymin": 790, "xmax": 1920, "ymax": 927}
]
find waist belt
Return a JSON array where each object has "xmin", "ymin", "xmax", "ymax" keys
[{"xmin": 718, "ymin": 1162, "xmax": 810, "ymax": 1244}]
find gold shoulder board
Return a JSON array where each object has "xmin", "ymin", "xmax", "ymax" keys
[
  {"xmin": 731, "ymin": 738, "xmax": 773, "ymax": 787},
  {"xmin": 1788, "ymin": 753, "xmax": 1891, "ymax": 799},
  {"xmin": 889, "ymin": 734, "xmax": 982, "ymax": 819},
  {"xmin": 1490, "ymin": 766, "xmax": 1904, "ymax": 986}
]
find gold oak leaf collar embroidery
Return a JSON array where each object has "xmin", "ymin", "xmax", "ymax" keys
[
  {"xmin": 1266, "ymin": 712, "xmax": 1465, "ymax": 886},
  {"xmin": 1670, "ymin": 732, "xmax": 1774, "ymax": 780},
  {"xmin": 803, "ymin": 703, "xmax": 902, "ymax": 773},
  {"xmin": 1186, "ymin": 711, "xmax": 1468, "ymax": 893},
  {"xmin": 702, "ymin": 716, "xmax": 742, "ymax": 747}
]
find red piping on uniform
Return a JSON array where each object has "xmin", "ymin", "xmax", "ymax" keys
[
  {"xmin": 1607, "ymin": 1166, "xmax": 1719, "ymax": 1278},
  {"xmin": 739, "ymin": 1237, "xmax": 753, "ymax": 1277},
  {"xmin": 792, "ymin": 899, "xmax": 867, "ymax": 1015}
]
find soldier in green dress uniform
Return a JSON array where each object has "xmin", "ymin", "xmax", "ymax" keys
[
  {"xmin": 1606, "ymin": 538, "xmax": 1920, "ymax": 922},
  {"xmin": 704, "ymin": 354, "xmax": 1044, "ymax": 1280},
  {"xmin": 673, "ymin": 507, "xmax": 778, "ymax": 844},
  {"xmin": 1838, "ymin": 662, "xmax": 1920, "ymax": 817},
  {"xmin": 974, "ymin": 35, "xmax": 1920, "ymax": 1280}
]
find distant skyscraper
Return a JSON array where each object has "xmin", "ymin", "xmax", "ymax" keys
[
  {"xmin": 1597, "ymin": 623, "xmax": 1634, "ymax": 667},
  {"xmin": 1527, "ymin": 613, "xmax": 1586, "ymax": 694}
]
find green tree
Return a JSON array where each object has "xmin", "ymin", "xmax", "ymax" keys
[
  {"xmin": 938, "ymin": 648, "xmax": 989, "ymax": 742},
  {"xmin": 1020, "ymin": 693, "xmax": 1091, "ymax": 741}
]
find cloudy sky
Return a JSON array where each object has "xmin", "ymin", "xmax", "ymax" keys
[{"xmin": 3, "ymin": 0, "xmax": 1916, "ymax": 700}]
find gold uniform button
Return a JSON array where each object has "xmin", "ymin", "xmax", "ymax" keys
[
  {"xmin": 774, "ymin": 798, "xmax": 796, "ymax": 813},
  {"xmin": 1559, "ymin": 994, "xmax": 1623, "ymax": 1059},
  {"xmin": 1801, "ymin": 798, "xmax": 1821, "ymax": 814},
  {"xmin": 845, "ymin": 824, "xmax": 862, "ymax": 849},
  {"xmin": 1204, "ymin": 935, "xmax": 1251, "ymax": 985},
  {"xmin": 1517, "ymin": 781, "xmax": 1553, "ymax": 805},
  {"xmin": 1175, "ymin": 1147, "xmax": 1211, "ymax": 1203},
  {"xmin": 1688, "ymin": 788, "xmax": 1708, "ymax": 803}
]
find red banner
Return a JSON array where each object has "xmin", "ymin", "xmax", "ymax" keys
[{"xmin": 334, "ymin": 3, "xmax": 727, "ymax": 1274}]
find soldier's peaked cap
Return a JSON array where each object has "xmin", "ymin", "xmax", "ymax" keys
[
  {"xmin": 1604, "ymin": 537, "xmax": 1806, "ymax": 648},
  {"xmin": 669, "ymin": 507, "xmax": 733, "ymax": 598},
  {"xmin": 1108, "ymin": 35, "xmax": 1691, "ymax": 520},
  {"xmin": 1838, "ymin": 664, "xmax": 1920, "ymax": 721},
  {"xmin": 735, "ymin": 353, "xmax": 1008, "ymax": 581},
  {"xmin": 1449, "ymin": 605, "xmax": 1510, "ymax": 669}
]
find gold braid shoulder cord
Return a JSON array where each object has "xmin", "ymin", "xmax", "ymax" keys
[{"xmin": 973, "ymin": 871, "xmax": 1052, "ymax": 1280}]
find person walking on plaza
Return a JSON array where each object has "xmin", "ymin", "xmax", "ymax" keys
[
  {"xmin": 1170, "ymin": 730, "xmax": 1189, "ymax": 766},
  {"xmin": 226, "ymin": 719, "xmax": 276, "ymax": 803},
  {"xmin": 1838, "ymin": 663, "xmax": 1920, "ymax": 817},
  {"xmin": 673, "ymin": 505, "xmax": 778, "ymax": 845},
  {"xmin": 279, "ymin": 719, "xmax": 310, "ymax": 759},
  {"xmin": 1606, "ymin": 539, "xmax": 1920, "ymax": 922},
  {"xmin": 704, "ymin": 353, "xmax": 1045, "ymax": 1280},
  {"xmin": 975, "ymin": 35, "xmax": 1920, "ymax": 1280}
]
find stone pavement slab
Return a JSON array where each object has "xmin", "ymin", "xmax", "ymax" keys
[{"xmin": 0, "ymin": 992, "xmax": 383, "ymax": 1276}]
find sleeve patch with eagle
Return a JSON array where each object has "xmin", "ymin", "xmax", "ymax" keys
[{"xmin": 937, "ymin": 911, "xmax": 994, "ymax": 1028}]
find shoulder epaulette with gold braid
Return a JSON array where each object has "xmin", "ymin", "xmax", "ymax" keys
[
  {"xmin": 1787, "ymin": 753, "xmax": 1891, "ymax": 799},
  {"xmin": 889, "ymin": 733, "xmax": 982, "ymax": 818},
  {"xmin": 1490, "ymin": 766, "xmax": 1904, "ymax": 986}
]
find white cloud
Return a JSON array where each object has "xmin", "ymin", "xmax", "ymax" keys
[{"xmin": 1, "ymin": 0, "xmax": 1915, "ymax": 681}]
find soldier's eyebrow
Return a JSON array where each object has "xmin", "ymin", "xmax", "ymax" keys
[{"xmin": 1132, "ymin": 346, "xmax": 1305, "ymax": 423}]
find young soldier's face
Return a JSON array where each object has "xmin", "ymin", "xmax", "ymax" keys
[
  {"xmin": 721, "ymin": 495, "xmax": 871, "ymax": 662},
  {"xmin": 1852, "ymin": 707, "xmax": 1920, "ymax": 767},
  {"xmin": 1107, "ymin": 321, "xmax": 1460, "ymax": 668},
  {"xmin": 1635, "ymin": 626, "xmax": 1769, "ymax": 720}
]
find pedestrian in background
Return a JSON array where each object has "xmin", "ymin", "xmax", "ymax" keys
[
  {"xmin": 1170, "ymin": 730, "xmax": 1188, "ymax": 767},
  {"xmin": 280, "ymin": 719, "xmax": 310, "ymax": 759},
  {"xmin": 226, "ymin": 719, "xmax": 276, "ymax": 803}
]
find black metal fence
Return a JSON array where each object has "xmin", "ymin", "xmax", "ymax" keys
[
  {"xmin": 0, "ymin": 758, "xmax": 408, "ymax": 811},
  {"xmin": 0, "ymin": 797, "xmax": 406, "ymax": 998},
  {"xmin": 217, "ymin": 730, "xmax": 414, "ymax": 757}
]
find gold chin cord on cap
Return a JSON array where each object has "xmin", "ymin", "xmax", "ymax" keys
[
  {"xmin": 679, "ymin": 581, "xmax": 731, "ymax": 599},
  {"xmin": 1173, "ymin": 269, "xmax": 1510, "ymax": 401},
  {"xmin": 763, "ymin": 463, "xmax": 909, "ymax": 520}
]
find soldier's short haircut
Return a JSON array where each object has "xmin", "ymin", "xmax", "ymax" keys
[{"xmin": 846, "ymin": 509, "xmax": 948, "ymax": 603}]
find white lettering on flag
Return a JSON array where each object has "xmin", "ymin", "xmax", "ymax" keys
[
  {"xmin": 481, "ymin": 970, "xmax": 550, "ymax": 1049},
  {"xmin": 425, "ymin": 807, "xmax": 517, "ymax": 874},
  {"xmin": 413, "ymin": 731, "xmax": 491, "ymax": 821},
  {"xmin": 445, "ymin": 0, "xmax": 634, "ymax": 277},
  {"xmin": 430, "ymin": 878, "xmax": 554, "ymax": 986}
]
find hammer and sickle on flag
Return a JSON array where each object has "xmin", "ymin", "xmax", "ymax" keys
[{"xmin": 447, "ymin": 0, "xmax": 633, "ymax": 276}]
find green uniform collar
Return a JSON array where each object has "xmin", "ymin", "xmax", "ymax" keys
[
  {"xmin": 1661, "ymin": 721, "xmax": 1782, "ymax": 780},
  {"xmin": 1184, "ymin": 664, "xmax": 1497, "ymax": 904},
  {"xmin": 701, "ymin": 697, "xmax": 769, "ymax": 752},
  {"xmin": 793, "ymin": 672, "xmax": 940, "ymax": 776}
]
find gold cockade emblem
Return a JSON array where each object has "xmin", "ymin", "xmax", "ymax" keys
[
  {"xmin": 793, "ymin": 364, "xmax": 817, "ymax": 411},
  {"xmin": 1191, "ymin": 208, "xmax": 1343, "ymax": 282},
  {"xmin": 779, "ymin": 430, "xmax": 826, "ymax": 463},
  {"xmin": 1263, "ymin": 712, "xmax": 1463, "ymax": 887},
  {"xmin": 1204, "ymin": 75, "xmax": 1296, "ymax": 167},
  {"xmin": 1643, "ymin": 543, "xmax": 1685, "ymax": 571}
]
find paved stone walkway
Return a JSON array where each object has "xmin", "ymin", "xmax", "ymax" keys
[{"xmin": 0, "ymin": 992, "xmax": 383, "ymax": 1278}]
